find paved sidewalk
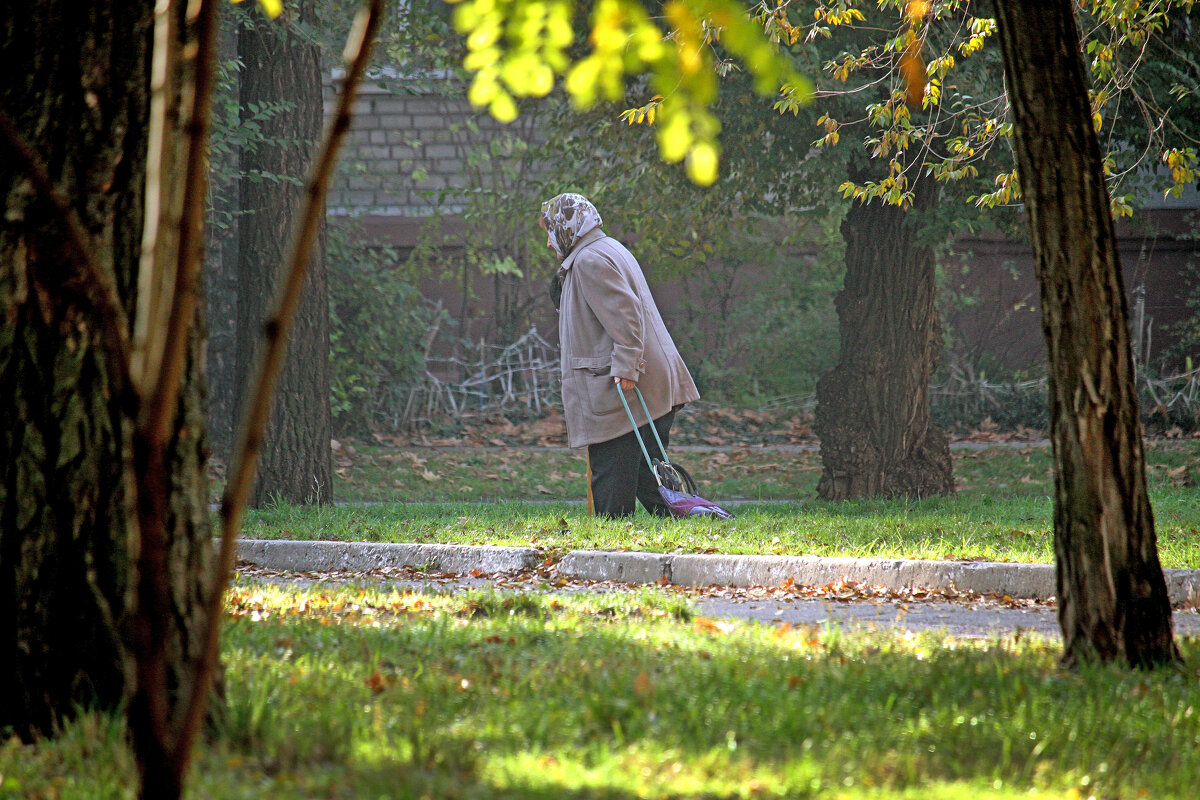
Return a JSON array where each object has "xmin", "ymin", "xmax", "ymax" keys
[{"xmin": 236, "ymin": 539, "xmax": 1200, "ymax": 605}]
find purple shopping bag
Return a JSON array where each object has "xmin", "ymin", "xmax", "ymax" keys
[{"xmin": 618, "ymin": 386, "xmax": 734, "ymax": 520}]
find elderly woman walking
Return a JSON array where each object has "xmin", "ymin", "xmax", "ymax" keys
[{"xmin": 540, "ymin": 193, "xmax": 700, "ymax": 518}]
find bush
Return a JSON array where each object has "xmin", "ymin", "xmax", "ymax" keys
[
  {"xmin": 666, "ymin": 215, "xmax": 844, "ymax": 403},
  {"xmin": 930, "ymin": 377, "xmax": 1049, "ymax": 433},
  {"xmin": 328, "ymin": 222, "xmax": 441, "ymax": 434}
]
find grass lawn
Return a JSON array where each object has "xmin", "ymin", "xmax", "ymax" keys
[
  {"xmin": 241, "ymin": 440, "xmax": 1200, "ymax": 568},
  {"xmin": 7, "ymin": 582, "xmax": 1200, "ymax": 799}
]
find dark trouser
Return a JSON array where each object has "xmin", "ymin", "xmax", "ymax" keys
[{"xmin": 588, "ymin": 409, "xmax": 675, "ymax": 518}]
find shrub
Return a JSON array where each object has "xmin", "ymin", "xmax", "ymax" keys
[
  {"xmin": 328, "ymin": 222, "xmax": 441, "ymax": 433},
  {"xmin": 666, "ymin": 215, "xmax": 844, "ymax": 403}
]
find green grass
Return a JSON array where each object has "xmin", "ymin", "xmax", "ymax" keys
[
  {"xmin": 242, "ymin": 441, "xmax": 1200, "ymax": 568},
  {"xmin": 334, "ymin": 441, "xmax": 1097, "ymax": 503},
  {"xmin": 7, "ymin": 582, "xmax": 1200, "ymax": 798}
]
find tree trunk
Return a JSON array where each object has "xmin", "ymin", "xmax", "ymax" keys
[
  {"xmin": 0, "ymin": 0, "xmax": 213, "ymax": 739},
  {"xmin": 236, "ymin": 0, "xmax": 333, "ymax": 507},
  {"xmin": 814, "ymin": 168, "xmax": 954, "ymax": 500},
  {"xmin": 992, "ymin": 0, "xmax": 1177, "ymax": 667},
  {"xmin": 205, "ymin": 18, "xmax": 244, "ymax": 465}
]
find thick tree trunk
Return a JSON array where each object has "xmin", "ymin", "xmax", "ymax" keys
[
  {"xmin": 236, "ymin": 0, "xmax": 333, "ymax": 506},
  {"xmin": 0, "ymin": 0, "xmax": 213, "ymax": 739},
  {"xmin": 993, "ymin": 0, "xmax": 1176, "ymax": 667},
  {"xmin": 814, "ymin": 169, "xmax": 954, "ymax": 500}
]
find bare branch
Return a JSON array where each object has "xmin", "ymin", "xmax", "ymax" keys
[
  {"xmin": 133, "ymin": 0, "xmax": 222, "ymax": 786},
  {"xmin": 126, "ymin": 1, "xmax": 222, "ymax": 796},
  {"xmin": 132, "ymin": 0, "xmax": 183, "ymax": 395},
  {"xmin": 145, "ymin": 0, "xmax": 222, "ymax": 447}
]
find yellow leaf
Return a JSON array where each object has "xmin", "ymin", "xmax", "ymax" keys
[
  {"xmin": 257, "ymin": 0, "xmax": 283, "ymax": 19},
  {"xmin": 490, "ymin": 92, "xmax": 518, "ymax": 123},
  {"xmin": 899, "ymin": 43, "xmax": 926, "ymax": 108},
  {"xmin": 468, "ymin": 73, "xmax": 499, "ymax": 106},
  {"xmin": 565, "ymin": 57, "xmax": 601, "ymax": 108},
  {"xmin": 658, "ymin": 110, "xmax": 691, "ymax": 163},
  {"xmin": 528, "ymin": 64, "xmax": 554, "ymax": 97},
  {"xmin": 694, "ymin": 616, "xmax": 735, "ymax": 634},
  {"xmin": 686, "ymin": 141, "xmax": 719, "ymax": 185},
  {"xmin": 906, "ymin": 0, "xmax": 930, "ymax": 23}
]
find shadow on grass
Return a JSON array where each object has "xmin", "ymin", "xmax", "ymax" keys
[{"xmin": 216, "ymin": 599, "xmax": 1200, "ymax": 799}]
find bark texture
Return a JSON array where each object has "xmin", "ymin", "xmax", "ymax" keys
[
  {"xmin": 236, "ymin": 0, "xmax": 333, "ymax": 506},
  {"xmin": 814, "ymin": 168, "xmax": 954, "ymax": 500},
  {"xmin": 0, "ymin": 0, "xmax": 213, "ymax": 739},
  {"xmin": 992, "ymin": 0, "xmax": 1176, "ymax": 666}
]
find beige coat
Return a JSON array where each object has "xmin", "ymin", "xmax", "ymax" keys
[{"xmin": 557, "ymin": 227, "xmax": 699, "ymax": 448}]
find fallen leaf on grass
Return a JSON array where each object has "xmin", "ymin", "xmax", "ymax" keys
[
  {"xmin": 365, "ymin": 671, "xmax": 395, "ymax": 695},
  {"xmin": 693, "ymin": 616, "xmax": 736, "ymax": 634}
]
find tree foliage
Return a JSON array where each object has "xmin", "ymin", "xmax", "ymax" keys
[
  {"xmin": 450, "ymin": 0, "xmax": 1198, "ymax": 211},
  {"xmin": 445, "ymin": 0, "xmax": 813, "ymax": 184},
  {"xmin": 767, "ymin": 0, "xmax": 1197, "ymax": 214}
]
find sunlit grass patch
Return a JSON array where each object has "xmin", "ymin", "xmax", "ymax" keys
[
  {"xmin": 239, "ymin": 478, "xmax": 1200, "ymax": 568},
  {"xmin": 8, "ymin": 582, "xmax": 1200, "ymax": 798}
]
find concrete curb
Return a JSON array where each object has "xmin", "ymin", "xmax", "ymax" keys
[
  {"xmin": 557, "ymin": 551, "xmax": 1055, "ymax": 599},
  {"xmin": 236, "ymin": 540, "xmax": 543, "ymax": 575},
  {"xmin": 235, "ymin": 540, "xmax": 1200, "ymax": 604},
  {"xmin": 559, "ymin": 551, "xmax": 1200, "ymax": 604}
]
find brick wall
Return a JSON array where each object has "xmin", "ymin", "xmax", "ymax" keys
[
  {"xmin": 326, "ymin": 80, "xmax": 518, "ymax": 217},
  {"xmin": 326, "ymin": 77, "xmax": 1200, "ymax": 373}
]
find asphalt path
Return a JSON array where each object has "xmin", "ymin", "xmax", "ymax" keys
[{"xmin": 695, "ymin": 595, "xmax": 1200, "ymax": 639}]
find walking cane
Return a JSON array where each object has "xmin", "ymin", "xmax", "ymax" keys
[{"xmin": 586, "ymin": 453, "xmax": 595, "ymax": 515}]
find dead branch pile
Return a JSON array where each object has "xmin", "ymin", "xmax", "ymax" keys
[
  {"xmin": 394, "ymin": 327, "xmax": 561, "ymax": 427},
  {"xmin": 932, "ymin": 364, "xmax": 1200, "ymax": 432}
]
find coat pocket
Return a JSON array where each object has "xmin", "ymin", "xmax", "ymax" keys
[{"xmin": 569, "ymin": 356, "xmax": 623, "ymax": 416}]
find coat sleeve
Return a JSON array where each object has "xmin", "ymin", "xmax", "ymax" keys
[{"xmin": 572, "ymin": 247, "xmax": 647, "ymax": 382}]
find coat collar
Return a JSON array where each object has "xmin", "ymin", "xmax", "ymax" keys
[{"xmin": 560, "ymin": 227, "xmax": 607, "ymax": 271}]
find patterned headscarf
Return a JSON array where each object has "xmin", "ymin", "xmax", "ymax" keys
[{"xmin": 539, "ymin": 193, "xmax": 603, "ymax": 259}]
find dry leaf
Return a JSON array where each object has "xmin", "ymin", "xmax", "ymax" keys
[
  {"xmin": 693, "ymin": 617, "xmax": 735, "ymax": 634},
  {"xmin": 365, "ymin": 671, "xmax": 394, "ymax": 695}
]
